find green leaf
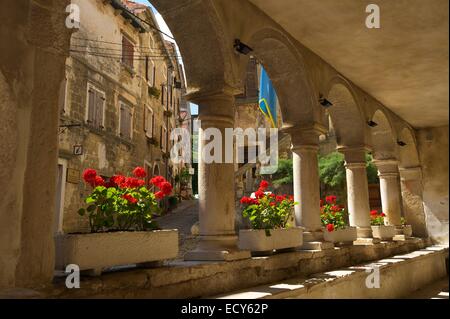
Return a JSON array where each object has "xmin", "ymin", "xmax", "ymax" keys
[{"xmin": 78, "ymin": 208, "xmax": 85, "ymax": 216}]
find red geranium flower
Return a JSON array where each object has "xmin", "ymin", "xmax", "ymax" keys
[
  {"xmin": 94, "ymin": 175, "xmax": 105, "ymax": 187},
  {"xmin": 155, "ymin": 191, "xmax": 165, "ymax": 199},
  {"xmin": 320, "ymin": 199, "xmax": 324, "ymax": 207},
  {"xmin": 122, "ymin": 194, "xmax": 137, "ymax": 204},
  {"xmin": 254, "ymin": 190, "xmax": 265, "ymax": 199},
  {"xmin": 370, "ymin": 210, "xmax": 378, "ymax": 216},
  {"xmin": 326, "ymin": 224, "xmax": 335, "ymax": 232},
  {"xmin": 160, "ymin": 181, "xmax": 173, "ymax": 195},
  {"xmin": 288, "ymin": 195, "xmax": 294, "ymax": 201},
  {"xmin": 259, "ymin": 180, "xmax": 269, "ymax": 190},
  {"xmin": 83, "ymin": 169, "xmax": 97, "ymax": 184},
  {"xmin": 380, "ymin": 212, "xmax": 386, "ymax": 217},
  {"xmin": 325, "ymin": 195, "xmax": 337, "ymax": 204},
  {"xmin": 276, "ymin": 195, "xmax": 285, "ymax": 202},
  {"xmin": 132, "ymin": 166, "xmax": 147, "ymax": 178},
  {"xmin": 331, "ymin": 205, "xmax": 341, "ymax": 212},
  {"xmin": 150, "ymin": 176, "xmax": 166, "ymax": 188}
]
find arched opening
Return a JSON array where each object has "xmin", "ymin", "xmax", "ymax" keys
[
  {"xmin": 326, "ymin": 82, "xmax": 366, "ymax": 148},
  {"xmin": 370, "ymin": 109, "xmax": 398, "ymax": 160},
  {"xmin": 398, "ymin": 127, "xmax": 420, "ymax": 169},
  {"xmin": 247, "ymin": 29, "xmax": 318, "ymax": 128}
]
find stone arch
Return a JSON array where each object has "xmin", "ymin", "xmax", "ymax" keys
[
  {"xmin": 324, "ymin": 77, "xmax": 368, "ymax": 147},
  {"xmin": 370, "ymin": 109, "xmax": 398, "ymax": 160},
  {"xmin": 149, "ymin": 0, "xmax": 239, "ymax": 95},
  {"xmin": 398, "ymin": 126, "xmax": 420, "ymax": 169},
  {"xmin": 246, "ymin": 27, "xmax": 319, "ymax": 127}
]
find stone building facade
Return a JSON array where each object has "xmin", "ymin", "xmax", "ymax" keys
[{"xmin": 56, "ymin": 0, "xmax": 186, "ymax": 234}]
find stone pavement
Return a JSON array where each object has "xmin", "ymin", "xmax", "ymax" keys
[
  {"xmin": 406, "ymin": 276, "xmax": 449, "ymax": 299},
  {"xmin": 154, "ymin": 200, "xmax": 199, "ymax": 260}
]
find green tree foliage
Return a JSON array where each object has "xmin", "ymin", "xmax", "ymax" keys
[
  {"xmin": 272, "ymin": 158, "xmax": 293, "ymax": 186},
  {"xmin": 318, "ymin": 152, "xmax": 346, "ymax": 189},
  {"xmin": 271, "ymin": 152, "xmax": 379, "ymax": 188}
]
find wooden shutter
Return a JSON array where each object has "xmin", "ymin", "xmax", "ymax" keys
[
  {"xmin": 161, "ymin": 85, "xmax": 165, "ymax": 105},
  {"xmin": 152, "ymin": 65, "xmax": 156, "ymax": 86},
  {"xmin": 87, "ymin": 88, "xmax": 95, "ymax": 124},
  {"xmin": 127, "ymin": 107, "xmax": 132, "ymax": 139},
  {"xmin": 144, "ymin": 107, "xmax": 148, "ymax": 133},
  {"xmin": 95, "ymin": 92, "xmax": 104, "ymax": 129}
]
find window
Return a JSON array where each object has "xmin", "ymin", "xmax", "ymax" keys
[
  {"xmin": 86, "ymin": 84, "xmax": 105, "ymax": 130},
  {"xmin": 122, "ymin": 35, "xmax": 134, "ymax": 70},
  {"xmin": 119, "ymin": 101, "xmax": 133, "ymax": 140},
  {"xmin": 144, "ymin": 105, "xmax": 154, "ymax": 138},
  {"xmin": 146, "ymin": 60, "xmax": 155, "ymax": 87}
]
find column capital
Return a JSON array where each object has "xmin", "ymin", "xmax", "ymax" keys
[
  {"xmin": 338, "ymin": 145, "xmax": 372, "ymax": 163},
  {"xmin": 373, "ymin": 159, "xmax": 400, "ymax": 178},
  {"xmin": 399, "ymin": 166, "xmax": 423, "ymax": 181},
  {"xmin": 185, "ymin": 84, "xmax": 239, "ymax": 103},
  {"xmin": 282, "ymin": 123, "xmax": 327, "ymax": 147}
]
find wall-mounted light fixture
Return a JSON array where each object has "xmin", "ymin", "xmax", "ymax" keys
[
  {"xmin": 234, "ymin": 39, "xmax": 253, "ymax": 55},
  {"xmin": 397, "ymin": 140, "xmax": 407, "ymax": 146},
  {"xmin": 319, "ymin": 95, "xmax": 333, "ymax": 108},
  {"xmin": 367, "ymin": 120, "xmax": 378, "ymax": 127}
]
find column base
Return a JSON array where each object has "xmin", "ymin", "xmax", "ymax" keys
[
  {"xmin": 353, "ymin": 238, "xmax": 381, "ymax": 245},
  {"xmin": 184, "ymin": 235, "xmax": 251, "ymax": 262},
  {"xmin": 300, "ymin": 231, "xmax": 334, "ymax": 250},
  {"xmin": 356, "ymin": 227, "xmax": 373, "ymax": 238}
]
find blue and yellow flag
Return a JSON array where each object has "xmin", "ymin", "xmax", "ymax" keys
[{"xmin": 259, "ymin": 67, "xmax": 278, "ymax": 128}]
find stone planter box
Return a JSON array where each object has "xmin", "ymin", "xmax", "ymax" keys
[
  {"xmin": 238, "ymin": 227, "xmax": 303, "ymax": 253},
  {"xmin": 323, "ymin": 226, "xmax": 357, "ymax": 244},
  {"xmin": 55, "ymin": 230, "xmax": 178, "ymax": 275},
  {"xmin": 371, "ymin": 225, "xmax": 396, "ymax": 240},
  {"xmin": 402, "ymin": 225, "xmax": 413, "ymax": 237}
]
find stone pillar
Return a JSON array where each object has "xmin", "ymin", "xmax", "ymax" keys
[
  {"xmin": 339, "ymin": 147, "xmax": 373, "ymax": 238},
  {"xmin": 184, "ymin": 90, "xmax": 250, "ymax": 261},
  {"xmin": 374, "ymin": 159, "xmax": 403, "ymax": 230},
  {"xmin": 399, "ymin": 166, "xmax": 428, "ymax": 237},
  {"xmin": 0, "ymin": 0, "xmax": 71, "ymax": 289},
  {"xmin": 290, "ymin": 126, "xmax": 332, "ymax": 250}
]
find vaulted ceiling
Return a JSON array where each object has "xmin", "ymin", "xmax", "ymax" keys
[{"xmin": 249, "ymin": 0, "xmax": 449, "ymax": 128}]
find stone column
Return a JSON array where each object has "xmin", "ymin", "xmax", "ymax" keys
[
  {"xmin": 374, "ymin": 159, "xmax": 403, "ymax": 230},
  {"xmin": 290, "ymin": 126, "xmax": 332, "ymax": 250},
  {"xmin": 338, "ymin": 147, "xmax": 373, "ymax": 239},
  {"xmin": 399, "ymin": 166, "xmax": 428, "ymax": 237},
  {"xmin": 184, "ymin": 90, "xmax": 250, "ymax": 261}
]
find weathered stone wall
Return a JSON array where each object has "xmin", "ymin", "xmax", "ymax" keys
[
  {"xmin": 58, "ymin": 0, "xmax": 182, "ymax": 233},
  {"xmin": 416, "ymin": 125, "xmax": 449, "ymax": 245}
]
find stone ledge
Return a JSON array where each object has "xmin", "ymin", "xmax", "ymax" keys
[
  {"xmin": 34, "ymin": 238, "xmax": 434, "ymax": 298},
  {"xmin": 215, "ymin": 245, "xmax": 449, "ymax": 299}
]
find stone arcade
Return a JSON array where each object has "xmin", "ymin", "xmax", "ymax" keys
[{"xmin": 0, "ymin": 0, "xmax": 448, "ymax": 298}]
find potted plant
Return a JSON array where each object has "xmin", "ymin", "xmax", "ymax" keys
[
  {"xmin": 370, "ymin": 209, "xmax": 396, "ymax": 240},
  {"xmin": 55, "ymin": 167, "xmax": 178, "ymax": 275},
  {"xmin": 320, "ymin": 195, "xmax": 357, "ymax": 244},
  {"xmin": 401, "ymin": 217, "xmax": 413, "ymax": 237},
  {"xmin": 238, "ymin": 180, "xmax": 303, "ymax": 254}
]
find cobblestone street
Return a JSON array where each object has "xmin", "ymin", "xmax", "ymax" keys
[{"xmin": 155, "ymin": 200, "xmax": 199, "ymax": 260}]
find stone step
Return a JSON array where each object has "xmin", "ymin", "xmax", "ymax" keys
[{"xmin": 213, "ymin": 245, "xmax": 449, "ymax": 299}]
